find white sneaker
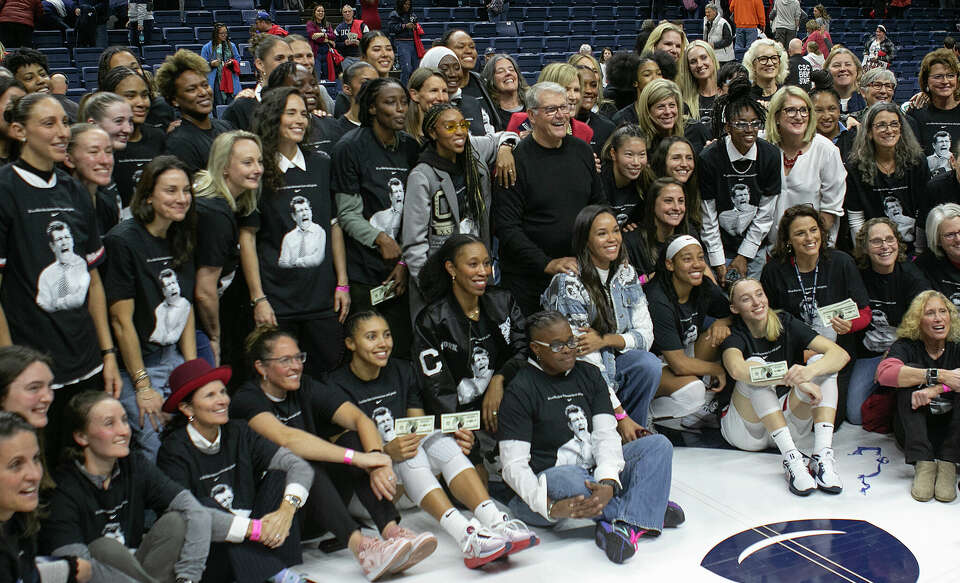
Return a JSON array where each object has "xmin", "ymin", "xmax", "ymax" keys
[
  {"xmin": 680, "ymin": 396, "xmax": 721, "ymax": 429},
  {"xmin": 487, "ymin": 517, "xmax": 539, "ymax": 555},
  {"xmin": 808, "ymin": 447, "xmax": 843, "ymax": 494},
  {"xmin": 783, "ymin": 449, "xmax": 816, "ymax": 496},
  {"xmin": 460, "ymin": 520, "xmax": 510, "ymax": 569}
]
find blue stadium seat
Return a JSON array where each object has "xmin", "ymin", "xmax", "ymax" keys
[
  {"xmin": 228, "ymin": 26, "xmax": 251, "ymax": 43},
  {"xmin": 197, "ymin": 27, "xmax": 215, "ymax": 41},
  {"xmin": 593, "ymin": 20, "xmax": 617, "ymax": 35},
  {"xmin": 489, "ymin": 37, "xmax": 520, "ymax": 53},
  {"xmin": 51, "ymin": 68, "xmax": 81, "ymax": 88},
  {"xmin": 570, "ymin": 6, "xmax": 593, "ymax": 19},
  {"xmin": 81, "ymin": 66, "xmax": 99, "ymax": 86},
  {"xmin": 34, "ymin": 31, "xmax": 63, "ymax": 49},
  {"xmin": 143, "ymin": 45, "xmax": 175, "ymax": 65},
  {"xmin": 424, "ymin": 7, "xmax": 452, "ymax": 20},
  {"xmin": 592, "ymin": 35, "xmax": 616, "ymax": 48},
  {"xmin": 516, "ymin": 54, "xmax": 541, "ymax": 71},
  {"xmin": 522, "ymin": 71, "xmax": 538, "ymax": 86},
  {"xmin": 421, "ymin": 22, "xmax": 446, "ymax": 38},
  {"xmin": 216, "ymin": 104, "xmax": 229, "ymax": 119},
  {"xmin": 543, "ymin": 36, "xmax": 569, "ymax": 53},
  {"xmin": 520, "ymin": 21, "xmax": 547, "ymax": 36},
  {"xmin": 524, "ymin": 7, "xmax": 549, "ymax": 20},
  {"xmin": 108, "ymin": 29, "xmax": 129, "ymax": 45},
  {"xmin": 547, "ymin": 21, "xmax": 573, "ymax": 35},
  {"xmin": 451, "ymin": 7, "xmax": 478, "ymax": 20},
  {"xmin": 163, "ymin": 27, "xmax": 196, "ymax": 44},
  {"xmin": 153, "ymin": 11, "xmax": 181, "ymax": 28},
  {"xmin": 39, "ymin": 48, "xmax": 71, "ymax": 68},
  {"xmin": 213, "ymin": 10, "xmax": 244, "ymax": 26},
  {"xmin": 473, "ymin": 23, "xmax": 497, "ymax": 37},
  {"xmin": 74, "ymin": 48, "xmax": 103, "ymax": 68},
  {"xmin": 594, "ymin": 6, "xmax": 615, "ymax": 19},
  {"xmin": 617, "ymin": 20, "xmax": 640, "ymax": 35},
  {"xmin": 185, "ymin": 11, "xmax": 211, "ymax": 26},
  {"xmin": 175, "ymin": 44, "xmax": 204, "ymax": 53},
  {"xmin": 66, "ymin": 88, "xmax": 87, "ymax": 99},
  {"xmin": 616, "ymin": 6, "xmax": 639, "ymax": 20},
  {"xmin": 286, "ymin": 24, "xmax": 307, "ymax": 36},
  {"xmin": 274, "ymin": 10, "xmax": 300, "ymax": 25},
  {"xmin": 231, "ymin": 0, "xmax": 254, "ymax": 8}
]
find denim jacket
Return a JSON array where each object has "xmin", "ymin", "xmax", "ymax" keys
[{"xmin": 541, "ymin": 261, "xmax": 654, "ymax": 395}]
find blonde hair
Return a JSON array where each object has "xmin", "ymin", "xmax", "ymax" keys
[
  {"xmin": 897, "ymin": 290, "xmax": 960, "ymax": 343},
  {"xmin": 636, "ymin": 78, "xmax": 684, "ymax": 142},
  {"xmin": 824, "ymin": 46, "xmax": 862, "ymax": 90},
  {"xmin": 193, "ymin": 130, "xmax": 262, "ymax": 217},
  {"xmin": 764, "ymin": 85, "xmax": 818, "ymax": 146},
  {"xmin": 743, "ymin": 38, "xmax": 788, "ymax": 85},
  {"xmin": 642, "ymin": 22, "xmax": 688, "ymax": 57},
  {"xmin": 568, "ymin": 52, "xmax": 611, "ymax": 109},
  {"xmin": 728, "ymin": 278, "xmax": 782, "ymax": 341},
  {"xmin": 538, "ymin": 62, "xmax": 580, "ymax": 92},
  {"xmin": 676, "ymin": 40, "xmax": 719, "ymax": 121}
]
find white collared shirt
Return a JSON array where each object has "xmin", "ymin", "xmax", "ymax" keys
[
  {"xmin": 186, "ymin": 422, "xmax": 222, "ymax": 454},
  {"xmin": 725, "ymin": 134, "xmax": 758, "ymax": 162},
  {"xmin": 277, "ymin": 148, "xmax": 306, "ymax": 173}
]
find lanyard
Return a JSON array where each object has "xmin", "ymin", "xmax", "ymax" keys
[{"xmin": 794, "ymin": 257, "xmax": 819, "ymax": 311}]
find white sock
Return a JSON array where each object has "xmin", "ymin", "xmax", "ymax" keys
[
  {"xmin": 813, "ymin": 422, "xmax": 834, "ymax": 454},
  {"xmin": 440, "ymin": 507, "xmax": 471, "ymax": 540},
  {"xmin": 771, "ymin": 426, "xmax": 798, "ymax": 457},
  {"xmin": 473, "ymin": 499, "xmax": 506, "ymax": 527}
]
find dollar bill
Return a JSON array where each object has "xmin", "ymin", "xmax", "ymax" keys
[
  {"xmin": 441, "ymin": 411, "xmax": 481, "ymax": 432},
  {"xmin": 370, "ymin": 281, "xmax": 397, "ymax": 306},
  {"xmin": 394, "ymin": 415, "xmax": 435, "ymax": 435},
  {"xmin": 748, "ymin": 361, "xmax": 789, "ymax": 383},
  {"xmin": 817, "ymin": 298, "xmax": 859, "ymax": 326}
]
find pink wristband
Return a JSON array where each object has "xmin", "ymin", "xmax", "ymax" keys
[
  {"xmin": 249, "ymin": 519, "xmax": 262, "ymax": 541},
  {"xmin": 336, "ymin": 285, "xmax": 350, "ymax": 292},
  {"xmin": 397, "ymin": 260, "xmax": 407, "ymax": 266},
  {"xmin": 343, "ymin": 448, "xmax": 355, "ymax": 465},
  {"xmin": 944, "ymin": 384, "xmax": 952, "ymax": 393},
  {"xmin": 615, "ymin": 412, "xmax": 628, "ymax": 420},
  {"xmin": 638, "ymin": 274, "xmax": 648, "ymax": 285}
]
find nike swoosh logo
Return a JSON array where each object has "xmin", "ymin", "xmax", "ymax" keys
[{"xmin": 738, "ymin": 530, "xmax": 846, "ymax": 564}]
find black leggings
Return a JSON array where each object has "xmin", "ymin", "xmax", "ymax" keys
[{"xmin": 327, "ymin": 431, "xmax": 401, "ymax": 532}]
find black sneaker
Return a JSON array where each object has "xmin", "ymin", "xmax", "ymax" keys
[
  {"xmin": 594, "ymin": 520, "xmax": 645, "ymax": 564},
  {"xmin": 664, "ymin": 501, "xmax": 686, "ymax": 528}
]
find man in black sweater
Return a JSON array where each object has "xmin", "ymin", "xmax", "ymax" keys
[{"xmin": 493, "ymin": 82, "xmax": 605, "ymax": 315}]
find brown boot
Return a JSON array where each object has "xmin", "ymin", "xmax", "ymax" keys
[
  {"xmin": 935, "ymin": 460, "xmax": 957, "ymax": 502},
  {"xmin": 912, "ymin": 461, "xmax": 937, "ymax": 502}
]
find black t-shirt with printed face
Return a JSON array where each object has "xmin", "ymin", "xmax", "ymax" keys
[
  {"xmin": 113, "ymin": 125, "xmax": 166, "ymax": 208},
  {"xmin": 844, "ymin": 163, "xmax": 929, "ymax": 252},
  {"xmin": 886, "ymin": 338, "xmax": 960, "ymax": 371},
  {"xmin": 600, "ymin": 166, "xmax": 641, "ymax": 227},
  {"xmin": 857, "ymin": 262, "xmax": 931, "ymax": 358},
  {"xmin": 916, "ymin": 251, "xmax": 960, "ymax": 309},
  {"xmin": 721, "ymin": 311, "xmax": 818, "ymax": 368},
  {"xmin": 41, "ymin": 453, "xmax": 183, "ymax": 553},
  {"xmin": 698, "ymin": 137, "xmax": 781, "ymax": 257},
  {"xmin": 94, "ymin": 184, "xmax": 122, "ymax": 239},
  {"xmin": 238, "ymin": 150, "xmax": 337, "ymax": 318},
  {"xmin": 164, "ymin": 118, "xmax": 234, "ymax": 173},
  {"xmin": 907, "ymin": 104, "xmax": 960, "ymax": 178},
  {"xmin": 326, "ymin": 360, "xmax": 423, "ymax": 443},
  {"xmin": 195, "ymin": 196, "xmax": 239, "ymax": 294},
  {"xmin": 0, "ymin": 165, "xmax": 104, "ymax": 384},
  {"xmin": 698, "ymin": 94, "xmax": 717, "ymax": 129},
  {"xmin": 646, "ymin": 275, "xmax": 731, "ymax": 355},
  {"xmin": 230, "ymin": 376, "xmax": 349, "ymax": 440},
  {"xmin": 499, "ymin": 361, "xmax": 614, "ymax": 475},
  {"xmin": 102, "ymin": 220, "xmax": 195, "ymax": 360},
  {"xmin": 157, "ymin": 420, "xmax": 279, "ymax": 517},
  {"xmin": 331, "ymin": 127, "xmax": 420, "ymax": 285}
]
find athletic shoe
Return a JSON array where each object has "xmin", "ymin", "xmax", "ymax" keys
[
  {"xmin": 487, "ymin": 517, "xmax": 539, "ymax": 555},
  {"xmin": 356, "ymin": 536, "xmax": 412, "ymax": 581},
  {"xmin": 460, "ymin": 521, "xmax": 511, "ymax": 569},
  {"xmin": 808, "ymin": 447, "xmax": 843, "ymax": 494},
  {"xmin": 681, "ymin": 393, "xmax": 721, "ymax": 429},
  {"xmin": 384, "ymin": 526, "xmax": 438, "ymax": 573},
  {"xmin": 783, "ymin": 449, "xmax": 816, "ymax": 496},
  {"xmin": 594, "ymin": 520, "xmax": 648, "ymax": 564},
  {"xmin": 663, "ymin": 501, "xmax": 686, "ymax": 528}
]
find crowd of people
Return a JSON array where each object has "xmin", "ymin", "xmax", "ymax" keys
[{"xmin": 0, "ymin": 2, "xmax": 960, "ymax": 582}]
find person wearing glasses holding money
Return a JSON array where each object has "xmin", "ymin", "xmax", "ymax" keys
[
  {"xmin": 230, "ymin": 325, "xmax": 431, "ymax": 581},
  {"xmin": 720, "ymin": 277, "xmax": 849, "ymax": 495},
  {"xmin": 876, "ymin": 290, "xmax": 960, "ymax": 502},
  {"xmin": 760, "ymin": 205, "xmax": 872, "ymax": 425},
  {"xmin": 333, "ymin": 310, "xmax": 539, "ymax": 568}
]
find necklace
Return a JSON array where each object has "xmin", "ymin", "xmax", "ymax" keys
[
  {"xmin": 783, "ymin": 149, "xmax": 804, "ymax": 169},
  {"xmin": 877, "ymin": 158, "xmax": 895, "ymax": 174},
  {"xmin": 466, "ymin": 307, "xmax": 480, "ymax": 321}
]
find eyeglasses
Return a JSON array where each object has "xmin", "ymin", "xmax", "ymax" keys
[
  {"xmin": 533, "ymin": 104, "xmax": 571, "ymax": 116},
  {"xmin": 869, "ymin": 82, "xmax": 896, "ymax": 91},
  {"xmin": 872, "ymin": 120, "xmax": 901, "ymax": 131},
  {"xmin": 753, "ymin": 55, "xmax": 780, "ymax": 65},
  {"xmin": 439, "ymin": 120, "xmax": 471, "ymax": 133},
  {"xmin": 868, "ymin": 236, "xmax": 898, "ymax": 248},
  {"xmin": 262, "ymin": 352, "xmax": 308, "ymax": 367},
  {"xmin": 533, "ymin": 338, "xmax": 578, "ymax": 352},
  {"xmin": 730, "ymin": 120, "xmax": 764, "ymax": 131},
  {"xmin": 930, "ymin": 73, "xmax": 958, "ymax": 82},
  {"xmin": 782, "ymin": 106, "xmax": 810, "ymax": 118},
  {"xmin": 943, "ymin": 230, "xmax": 960, "ymax": 241}
]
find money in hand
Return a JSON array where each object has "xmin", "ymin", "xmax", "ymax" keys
[
  {"xmin": 817, "ymin": 298, "xmax": 859, "ymax": 326},
  {"xmin": 441, "ymin": 411, "xmax": 481, "ymax": 432},
  {"xmin": 370, "ymin": 281, "xmax": 397, "ymax": 306},
  {"xmin": 748, "ymin": 361, "xmax": 789, "ymax": 383},
  {"xmin": 394, "ymin": 415, "xmax": 435, "ymax": 435}
]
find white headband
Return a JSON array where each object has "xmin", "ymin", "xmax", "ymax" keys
[{"xmin": 666, "ymin": 235, "xmax": 702, "ymax": 260}]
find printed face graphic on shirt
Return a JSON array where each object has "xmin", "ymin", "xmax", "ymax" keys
[
  {"xmin": 864, "ymin": 308, "xmax": 895, "ymax": 353},
  {"xmin": 372, "ymin": 406, "xmax": 396, "ymax": 441},
  {"xmin": 102, "ymin": 521, "xmax": 125, "ymax": 545},
  {"xmin": 556, "ymin": 404, "xmax": 595, "ymax": 468},
  {"xmin": 471, "ymin": 346, "xmax": 490, "ymax": 378},
  {"xmin": 278, "ymin": 196, "xmax": 327, "ymax": 269},
  {"xmin": 882, "ymin": 197, "xmax": 916, "ymax": 242},
  {"xmin": 950, "ymin": 293, "xmax": 960, "ymax": 309},
  {"xmin": 718, "ymin": 184, "xmax": 757, "ymax": 237},
  {"xmin": 683, "ymin": 324, "xmax": 698, "ymax": 348},
  {"xmin": 149, "ymin": 268, "xmax": 191, "ymax": 345},
  {"xmin": 928, "ymin": 132, "xmax": 952, "ymax": 176},
  {"xmin": 369, "ymin": 177, "xmax": 404, "ymax": 238},
  {"xmin": 35, "ymin": 220, "xmax": 91, "ymax": 312},
  {"xmin": 211, "ymin": 483, "xmax": 235, "ymax": 511}
]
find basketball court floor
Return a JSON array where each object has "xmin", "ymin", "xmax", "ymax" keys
[{"xmin": 297, "ymin": 424, "xmax": 950, "ymax": 582}]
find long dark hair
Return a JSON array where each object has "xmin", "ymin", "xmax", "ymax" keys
[
  {"xmin": 360, "ymin": 30, "xmax": 391, "ymax": 60},
  {"xmin": 130, "ymin": 155, "xmax": 197, "ymax": 267},
  {"xmin": 422, "ymin": 103, "xmax": 485, "ymax": 229},
  {"xmin": 254, "ymin": 87, "xmax": 310, "ymax": 192},
  {"xmin": 711, "ymin": 77, "xmax": 765, "ymax": 140},
  {"xmin": 418, "ymin": 233, "xmax": 486, "ymax": 304},
  {"xmin": 0, "ymin": 77, "xmax": 26, "ymax": 160},
  {"xmin": 211, "ymin": 22, "xmax": 229, "ymax": 45},
  {"xmin": 636, "ymin": 177, "xmax": 689, "ymax": 262},
  {"xmin": 771, "ymin": 204, "xmax": 827, "ymax": 261},
  {"xmin": 648, "ymin": 136, "xmax": 701, "ymax": 227},
  {"xmin": 0, "ymin": 412, "xmax": 41, "ymax": 534},
  {"xmin": 573, "ymin": 205, "xmax": 626, "ymax": 335}
]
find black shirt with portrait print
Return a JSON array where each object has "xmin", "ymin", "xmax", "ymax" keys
[
  {"xmin": 331, "ymin": 126, "xmax": 420, "ymax": 286},
  {"xmin": 857, "ymin": 261, "xmax": 930, "ymax": 358},
  {"xmin": 844, "ymin": 162, "xmax": 930, "ymax": 253},
  {"xmin": 102, "ymin": 220, "xmax": 195, "ymax": 361},
  {"xmin": 0, "ymin": 164, "xmax": 104, "ymax": 384},
  {"xmin": 230, "ymin": 375, "xmax": 348, "ymax": 440},
  {"xmin": 327, "ymin": 360, "xmax": 423, "ymax": 441},
  {"xmin": 721, "ymin": 311, "xmax": 818, "ymax": 367},
  {"xmin": 238, "ymin": 149, "xmax": 337, "ymax": 318},
  {"xmin": 195, "ymin": 195, "xmax": 239, "ymax": 294},
  {"xmin": 760, "ymin": 250, "xmax": 869, "ymax": 326},
  {"xmin": 600, "ymin": 165, "xmax": 642, "ymax": 227},
  {"xmin": 499, "ymin": 360, "xmax": 613, "ymax": 474},
  {"xmin": 646, "ymin": 275, "xmax": 731, "ymax": 355},
  {"xmin": 916, "ymin": 251, "xmax": 960, "ymax": 309},
  {"xmin": 113, "ymin": 124, "xmax": 166, "ymax": 208},
  {"xmin": 906, "ymin": 103, "xmax": 960, "ymax": 177},
  {"xmin": 886, "ymin": 337, "xmax": 960, "ymax": 373},
  {"xmin": 165, "ymin": 118, "xmax": 234, "ymax": 173}
]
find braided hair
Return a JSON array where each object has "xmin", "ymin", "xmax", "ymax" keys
[
  {"xmin": 357, "ymin": 77, "xmax": 407, "ymax": 127},
  {"xmin": 710, "ymin": 77, "xmax": 765, "ymax": 140},
  {"xmin": 421, "ymin": 103, "xmax": 485, "ymax": 231}
]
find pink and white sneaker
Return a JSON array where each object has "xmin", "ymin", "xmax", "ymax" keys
[
  {"xmin": 356, "ymin": 536, "xmax": 411, "ymax": 581},
  {"xmin": 384, "ymin": 525, "xmax": 438, "ymax": 573}
]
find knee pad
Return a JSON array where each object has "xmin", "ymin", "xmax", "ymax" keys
[
  {"xmin": 395, "ymin": 462, "xmax": 442, "ymax": 505},
  {"xmin": 747, "ymin": 385, "xmax": 781, "ymax": 419},
  {"xmin": 815, "ymin": 373, "xmax": 839, "ymax": 410},
  {"xmin": 423, "ymin": 434, "xmax": 474, "ymax": 484},
  {"xmin": 651, "ymin": 380, "xmax": 705, "ymax": 418}
]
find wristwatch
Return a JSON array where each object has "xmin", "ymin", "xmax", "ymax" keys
[
  {"xmin": 926, "ymin": 368, "xmax": 940, "ymax": 387},
  {"xmin": 600, "ymin": 479, "xmax": 622, "ymax": 497},
  {"xmin": 284, "ymin": 494, "xmax": 302, "ymax": 509}
]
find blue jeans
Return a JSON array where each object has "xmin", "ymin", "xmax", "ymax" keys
[
  {"xmin": 615, "ymin": 350, "xmax": 662, "ymax": 427},
  {"xmin": 736, "ymin": 27, "xmax": 758, "ymax": 52},
  {"xmin": 395, "ymin": 40, "xmax": 419, "ymax": 87},
  {"xmin": 195, "ymin": 329, "xmax": 215, "ymax": 367},
  {"xmin": 847, "ymin": 355, "xmax": 882, "ymax": 425},
  {"xmin": 508, "ymin": 436, "xmax": 673, "ymax": 532},
  {"xmin": 118, "ymin": 345, "xmax": 185, "ymax": 462}
]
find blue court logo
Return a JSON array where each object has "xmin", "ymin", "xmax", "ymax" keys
[{"xmin": 701, "ymin": 518, "xmax": 919, "ymax": 582}]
